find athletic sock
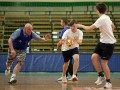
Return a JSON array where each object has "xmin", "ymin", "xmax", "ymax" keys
[
  {"xmin": 11, "ymin": 74, "xmax": 16, "ymax": 78},
  {"xmin": 98, "ymin": 71, "xmax": 104, "ymax": 77},
  {"xmin": 106, "ymin": 79, "xmax": 111, "ymax": 83}
]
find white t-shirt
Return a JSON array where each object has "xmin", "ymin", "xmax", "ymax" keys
[
  {"xmin": 61, "ymin": 29, "xmax": 83, "ymax": 51},
  {"xmin": 93, "ymin": 14, "xmax": 116, "ymax": 44}
]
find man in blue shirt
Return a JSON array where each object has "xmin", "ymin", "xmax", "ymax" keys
[
  {"xmin": 57, "ymin": 18, "xmax": 77, "ymax": 81},
  {"xmin": 5, "ymin": 23, "xmax": 50, "ymax": 84}
]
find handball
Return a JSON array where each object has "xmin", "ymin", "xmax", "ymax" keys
[{"xmin": 66, "ymin": 39, "xmax": 74, "ymax": 47}]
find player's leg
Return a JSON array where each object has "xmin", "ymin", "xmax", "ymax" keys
[
  {"xmin": 92, "ymin": 42, "xmax": 105, "ymax": 85},
  {"xmin": 62, "ymin": 60, "xmax": 70, "ymax": 83},
  {"xmin": 67, "ymin": 59, "xmax": 78, "ymax": 81},
  {"xmin": 62, "ymin": 61, "xmax": 70, "ymax": 77},
  {"xmin": 101, "ymin": 43, "xmax": 115, "ymax": 89},
  {"xmin": 57, "ymin": 60, "xmax": 69, "ymax": 81},
  {"xmin": 61, "ymin": 50, "xmax": 71, "ymax": 83},
  {"xmin": 66, "ymin": 66, "xmax": 69, "ymax": 77},
  {"xmin": 71, "ymin": 47, "xmax": 79, "ymax": 81},
  {"xmin": 8, "ymin": 50, "xmax": 26, "ymax": 84},
  {"xmin": 101, "ymin": 59, "xmax": 112, "ymax": 89},
  {"xmin": 91, "ymin": 53, "xmax": 101, "ymax": 73},
  {"xmin": 72, "ymin": 54, "xmax": 79, "ymax": 81},
  {"xmin": 68, "ymin": 58, "xmax": 73, "ymax": 76},
  {"xmin": 5, "ymin": 49, "xmax": 15, "ymax": 76},
  {"xmin": 67, "ymin": 58, "xmax": 73, "ymax": 79}
]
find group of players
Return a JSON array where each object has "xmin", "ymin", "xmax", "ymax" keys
[{"xmin": 4, "ymin": 2, "xmax": 116, "ymax": 89}]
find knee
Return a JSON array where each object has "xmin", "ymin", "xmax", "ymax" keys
[
  {"xmin": 74, "ymin": 57, "xmax": 79, "ymax": 63},
  {"xmin": 91, "ymin": 55, "xmax": 95, "ymax": 61},
  {"xmin": 101, "ymin": 60, "xmax": 108, "ymax": 67},
  {"xmin": 91, "ymin": 53, "xmax": 99, "ymax": 61}
]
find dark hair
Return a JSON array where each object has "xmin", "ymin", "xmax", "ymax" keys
[
  {"xmin": 61, "ymin": 18, "xmax": 68, "ymax": 25},
  {"xmin": 96, "ymin": 2, "xmax": 107, "ymax": 14},
  {"xmin": 69, "ymin": 19, "xmax": 78, "ymax": 26}
]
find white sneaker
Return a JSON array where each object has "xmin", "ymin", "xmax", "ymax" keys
[
  {"xmin": 8, "ymin": 77, "xmax": 17, "ymax": 84},
  {"xmin": 95, "ymin": 76, "xmax": 105, "ymax": 85},
  {"xmin": 5, "ymin": 69, "xmax": 10, "ymax": 76},
  {"xmin": 104, "ymin": 82, "xmax": 112, "ymax": 89},
  {"xmin": 58, "ymin": 76, "xmax": 69, "ymax": 81},
  {"xmin": 72, "ymin": 75, "xmax": 78, "ymax": 81},
  {"xmin": 62, "ymin": 76, "xmax": 67, "ymax": 83},
  {"xmin": 58, "ymin": 77, "xmax": 62, "ymax": 81},
  {"xmin": 68, "ymin": 77, "xmax": 72, "ymax": 81}
]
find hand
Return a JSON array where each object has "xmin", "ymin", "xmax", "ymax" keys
[
  {"xmin": 44, "ymin": 34, "xmax": 51, "ymax": 40},
  {"xmin": 60, "ymin": 39, "xmax": 65, "ymax": 44},
  {"xmin": 74, "ymin": 36, "xmax": 79, "ymax": 41},
  {"xmin": 10, "ymin": 49, "xmax": 16, "ymax": 58},
  {"xmin": 57, "ymin": 42, "xmax": 61, "ymax": 50},
  {"xmin": 57, "ymin": 39, "xmax": 65, "ymax": 50}
]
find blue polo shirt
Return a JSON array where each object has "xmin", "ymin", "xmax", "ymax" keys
[
  {"xmin": 11, "ymin": 28, "xmax": 41, "ymax": 50},
  {"xmin": 59, "ymin": 26, "xmax": 70, "ymax": 38}
]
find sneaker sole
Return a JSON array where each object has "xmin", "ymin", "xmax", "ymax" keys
[
  {"xmin": 72, "ymin": 78, "xmax": 78, "ymax": 81},
  {"xmin": 68, "ymin": 79, "xmax": 72, "ymax": 81},
  {"xmin": 57, "ymin": 79, "xmax": 62, "ymax": 81},
  {"xmin": 8, "ymin": 80, "xmax": 17, "ymax": 84},
  {"xmin": 62, "ymin": 82, "xmax": 67, "ymax": 84},
  {"xmin": 95, "ymin": 82, "xmax": 102, "ymax": 85},
  {"xmin": 104, "ymin": 87, "xmax": 112, "ymax": 89}
]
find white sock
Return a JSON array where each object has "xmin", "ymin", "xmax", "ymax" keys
[
  {"xmin": 62, "ymin": 74, "xmax": 66, "ymax": 77},
  {"xmin": 11, "ymin": 74, "xmax": 16, "ymax": 78},
  {"xmin": 7, "ymin": 67, "xmax": 10, "ymax": 70},
  {"xmin": 72, "ymin": 74, "xmax": 76, "ymax": 77}
]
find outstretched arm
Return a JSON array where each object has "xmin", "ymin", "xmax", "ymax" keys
[
  {"xmin": 76, "ymin": 24, "xmax": 96, "ymax": 31},
  {"xmin": 39, "ymin": 34, "xmax": 51, "ymax": 42}
]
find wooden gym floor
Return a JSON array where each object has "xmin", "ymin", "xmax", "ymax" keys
[{"xmin": 0, "ymin": 72, "xmax": 120, "ymax": 90}]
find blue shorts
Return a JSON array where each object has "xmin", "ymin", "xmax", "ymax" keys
[{"xmin": 62, "ymin": 47, "xmax": 79, "ymax": 62}]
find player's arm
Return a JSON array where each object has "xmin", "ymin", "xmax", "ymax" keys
[
  {"xmin": 32, "ymin": 32, "xmax": 50, "ymax": 42},
  {"xmin": 8, "ymin": 37, "xmax": 14, "ymax": 51},
  {"xmin": 74, "ymin": 31, "xmax": 83, "ymax": 45},
  {"xmin": 61, "ymin": 30, "xmax": 68, "ymax": 44},
  {"xmin": 8, "ymin": 37, "xmax": 16, "ymax": 58},
  {"xmin": 76, "ymin": 24, "xmax": 96, "ymax": 31},
  {"xmin": 8, "ymin": 29, "xmax": 21, "ymax": 57},
  {"xmin": 57, "ymin": 39, "xmax": 65, "ymax": 46},
  {"xmin": 40, "ymin": 34, "xmax": 51, "ymax": 42},
  {"xmin": 57, "ymin": 39, "xmax": 64, "ymax": 49},
  {"xmin": 111, "ymin": 23, "xmax": 116, "ymax": 32},
  {"xmin": 75, "ymin": 37, "xmax": 82, "ymax": 45}
]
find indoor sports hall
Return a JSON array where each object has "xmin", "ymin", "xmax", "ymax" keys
[{"xmin": 0, "ymin": 0, "xmax": 120, "ymax": 90}]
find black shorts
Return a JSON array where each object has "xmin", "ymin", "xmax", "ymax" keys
[
  {"xmin": 94, "ymin": 42, "xmax": 115, "ymax": 60},
  {"xmin": 62, "ymin": 47, "xmax": 79, "ymax": 62}
]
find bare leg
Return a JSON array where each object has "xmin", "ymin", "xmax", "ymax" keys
[
  {"xmin": 72, "ymin": 54, "xmax": 79, "ymax": 75},
  {"xmin": 5, "ymin": 59, "xmax": 14, "ymax": 75},
  {"xmin": 91, "ymin": 53, "xmax": 102, "ymax": 73},
  {"xmin": 63, "ymin": 61, "xmax": 70, "ymax": 76},
  {"xmin": 101, "ymin": 60, "xmax": 110, "ymax": 79},
  {"xmin": 13, "ymin": 61, "xmax": 23, "ymax": 75},
  {"xmin": 6, "ymin": 59, "xmax": 13, "ymax": 69}
]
